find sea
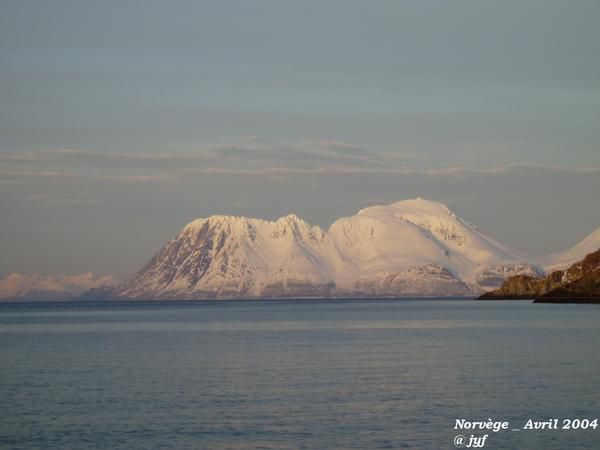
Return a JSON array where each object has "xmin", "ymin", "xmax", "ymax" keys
[{"xmin": 0, "ymin": 299, "xmax": 599, "ymax": 449}]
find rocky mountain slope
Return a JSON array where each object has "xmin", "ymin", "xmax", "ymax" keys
[
  {"xmin": 110, "ymin": 198, "xmax": 548, "ymax": 299},
  {"xmin": 479, "ymin": 248, "xmax": 600, "ymax": 302},
  {"xmin": 0, "ymin": 273, "xmax": 118, "ymax": 300}
]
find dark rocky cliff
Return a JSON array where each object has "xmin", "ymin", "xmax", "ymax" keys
[{"xmin": 478, "ymin": 248, "xmax": 600, "ymax": 303}]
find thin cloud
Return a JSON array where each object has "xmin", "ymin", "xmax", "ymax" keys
[
  {"xmin": 0, "ymin": 138, "xmax": 387, "ymax": 170},
  {"xmin": 1, "ymin": 138, "xmax": 599, "ymax": 185},
  {"xmin": 181, "ymin": 163, "xmax": 600, "ymax": 177},
  {"xmin": 316, "ymin": 140, "xmax": 375, "ymax": 158},
  {"xmin": 0, "ymin": 149, "xmax": 219, "ymax": 165},
  {"xmin": 3, "ymin": 164, "xmax": 599, "ymax": 184},
  {"xmin": 421, "ymin": 163, "xmax": 600, "ymax": 176},
  {"xmin": 0, "ymin": 170, "xmax": 175, "ymax": 183}
]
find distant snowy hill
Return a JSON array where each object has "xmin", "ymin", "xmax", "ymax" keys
[
  {"xmin": 112, "ymin": 198, "xmax": 557, "ymax": 299},
  {"xmin": 0, "ymin": 273, "xmax": 118, "ymax": 300},
  {"xmin": 540, "ymin": 227, "xmax": 600, "ymax": 273}
]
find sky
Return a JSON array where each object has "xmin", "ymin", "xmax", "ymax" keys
[{"xmin": 1, "ymin": 0, "xmax": 599, "ymax": 278}]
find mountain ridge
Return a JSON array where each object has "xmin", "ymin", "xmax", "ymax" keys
[
  {"xmin": 0, "ymin": 272, "xmax": 118, "ymax": 301},
  {"xmin": 109, "ymin": 198, "xmax": 587, "ymax": 300},
  {"xmin": 3, "ymin": 198, "xmax": 596, "ymax": 301}
]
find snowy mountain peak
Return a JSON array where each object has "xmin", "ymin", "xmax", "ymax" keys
[
  {"xmin": 541, "ymin": 226, "xmax": 600, "ymax": 272},
  {"xmin": 278, "ymin": 213, "xmax": 302, "ymax": 222},
  {"xmin": 111, "ymin": 198, "xmax": 554, "ymax": 299},
  {"xmin": 355, "ymin": 198, "xmax": 469, "ymax": 249},
  {"xmin": 391, "ymin": 197, "xmax": 454, "ymax": 213},
  {"xmin": 275, "ymin": 213, "xmax": 309, "ymax": 230},
  {"xmin": 181, "ymin": 213, "xmax": 324, "ymax": 245},
  {"xmin": 358, "ymin": 198, "xmax": 457, "ymax": 222}
]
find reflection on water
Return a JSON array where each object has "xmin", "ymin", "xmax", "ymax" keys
[{"xmin": 0, "ymin": 299, "xmax": 599, "ymax": 449}]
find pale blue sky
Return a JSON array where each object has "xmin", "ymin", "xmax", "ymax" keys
[{"xmin": 1, "ymin": 1, "xmax": 599, "ymax": 276}]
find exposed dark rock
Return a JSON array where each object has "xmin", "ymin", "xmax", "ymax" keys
[{"xmin": 479, "ymin": 248, "xmax": 600, "ymax": 303}]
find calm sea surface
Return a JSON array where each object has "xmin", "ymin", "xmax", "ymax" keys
[{"xmin": 0, "ymin": 299, "xmax": 599, "ymax": 449}]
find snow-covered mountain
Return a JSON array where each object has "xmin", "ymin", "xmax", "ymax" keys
[
  {"xmin": 0, "ymin": 272, "xmax": 118, "ymax": 300},
  {"xmin": 540, "ymin": 227, "xmax": 600, "ymax": 273},
  {"xmin": 112, "ymin": 198, "xmax": 553, "ymax": 299}
]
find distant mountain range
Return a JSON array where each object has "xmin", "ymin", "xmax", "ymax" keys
[
  {"xmin": 2, "ymin": 198, "xmax": 598, "ymax": 301},
  {"xmin": 0, "ymin": 273, "xmax": 118, "ymax": 301},
  {"xmin": 104, "ymin": 198, "xmax": 599, "ymax": 299}
]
